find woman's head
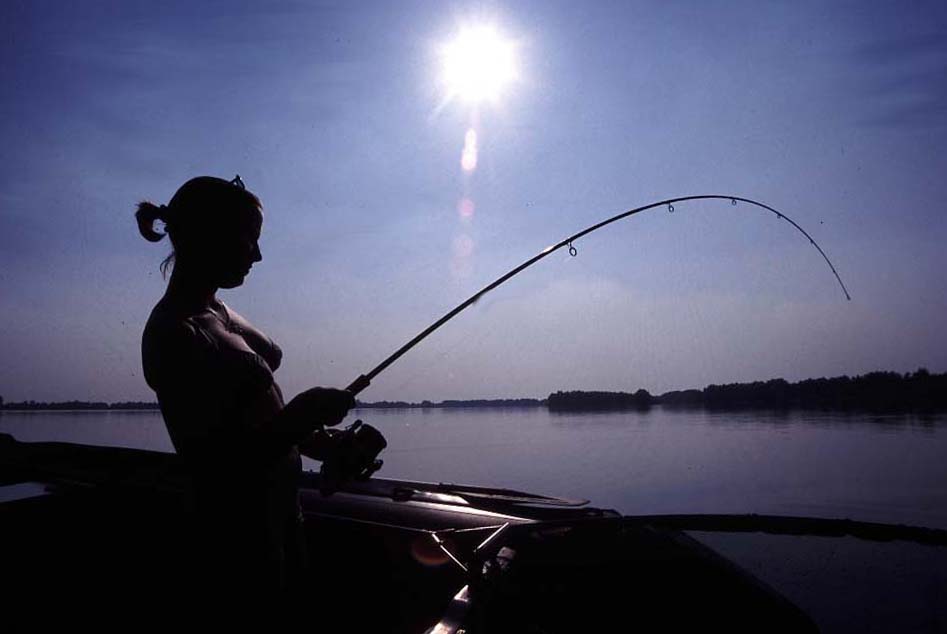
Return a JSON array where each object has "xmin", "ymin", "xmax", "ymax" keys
[{"xmin": 136, "ymin": 176, "xmax": 263, "ymax": 288}]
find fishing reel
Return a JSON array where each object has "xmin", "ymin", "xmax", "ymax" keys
[{"xmin": 318, "ymin": 419, "xmax": 387, "ymax": 496}]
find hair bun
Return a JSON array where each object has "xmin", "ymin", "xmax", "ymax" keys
[{"xmin": 135, "ymin": 201, "xmax": 167, "ymax": 242}]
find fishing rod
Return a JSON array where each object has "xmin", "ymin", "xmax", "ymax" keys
[{"xmin": 346, "ymin": 195, "xmax": 851, "ymax": 395}]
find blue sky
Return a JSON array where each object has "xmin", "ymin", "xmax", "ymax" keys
[{"xmin": 1, "ymin": 1, "xmax": 945, "ymax": 402}]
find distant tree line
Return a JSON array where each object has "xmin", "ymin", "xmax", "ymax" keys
[
  {"xmin": 1, "ymin": 396, "xmax": 545, "ymax": 411},
  {"xmin": 659, "ymin": 369, "xmax": 946, "ymax": 411},
  {"xmin": 547, "ymin": 390, "xmax": 653, "ymax": 412},
  {"xmin": 2, "ymin": 369, "xmax": 943, "ymax": 413},
  {"xmin": 356, "ymin": 398, "xmax": 545, "ymax": 409},
  {"xmin": 1, "ymin": 400, "xmax": 159, "ymax": 411}
]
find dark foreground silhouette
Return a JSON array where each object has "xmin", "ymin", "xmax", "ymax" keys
[
  {"xmin": 135, "ymin": 175, "xmax": 358, "ymax": 596},
  {"xmin": 2, "ymin": 432, "xmax": 828, "ymax": 631}
]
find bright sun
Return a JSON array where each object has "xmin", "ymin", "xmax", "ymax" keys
[{"xmin": 441, "ymin": 25, "xmax": 518, "ymax": 105}]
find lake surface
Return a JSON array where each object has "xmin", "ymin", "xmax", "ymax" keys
[
  {"xmin": 2, "ymin": 407, "xmax": 945, "ymax": 632},
  {"xmin": 2, "ymin": 406, "xmax": 945, "ymax": 529}
]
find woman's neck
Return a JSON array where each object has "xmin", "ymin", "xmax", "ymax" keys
[{"xmin": 164, "ymin": 266, "xmax": 219, "ymax": 313}]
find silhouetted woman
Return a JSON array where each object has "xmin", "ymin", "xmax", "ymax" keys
[{"xmin": 137, "ymin": 175, "xmax": 353, "ymax": 597}]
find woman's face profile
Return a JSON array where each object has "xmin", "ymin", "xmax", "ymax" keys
[{"xmin": 212, "ymin": 204, "xmax": 264, "ymax": 289}]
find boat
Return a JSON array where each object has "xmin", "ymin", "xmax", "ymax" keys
[{"xmin": 2, "ymin": 432, "xmax": 943, "ymax": 631}]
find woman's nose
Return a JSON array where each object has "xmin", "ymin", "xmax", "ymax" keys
[{"xmin": 252, "ymin": 242, "xmax": 262, "ymax": 263}]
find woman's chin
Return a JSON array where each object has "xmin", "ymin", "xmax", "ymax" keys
[{"xmin": 219, "ymin": 273, "xmax": 248, "ymax": 289}]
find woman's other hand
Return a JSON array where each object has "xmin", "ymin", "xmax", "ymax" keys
[{"xmin": 288, "ymin": 387, "xmax": 356, "ymax": 428}]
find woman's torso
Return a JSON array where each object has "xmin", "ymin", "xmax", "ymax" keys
[{"xmin": 142, "ymin": 298, "xmax": 300, "ymax": 517}]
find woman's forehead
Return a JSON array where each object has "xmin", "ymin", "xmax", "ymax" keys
[{"xmin": 237, "ymin": 204, "xmax": 263, "ymax": 229}]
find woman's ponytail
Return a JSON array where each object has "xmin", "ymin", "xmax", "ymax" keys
[{"xmin": 135, "ymin": 201, "xmax": 167, "ymax": 242}]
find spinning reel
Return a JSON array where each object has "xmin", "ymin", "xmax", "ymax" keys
[{"xmin": 319, "ymin": 419, "xmax": 387, "ymax": 496}]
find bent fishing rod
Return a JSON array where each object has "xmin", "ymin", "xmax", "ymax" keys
[{"xmin": 346, "ymin": 195, "xmax": 850, "ymax": 396}]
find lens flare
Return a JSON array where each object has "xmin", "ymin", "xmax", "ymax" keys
[
  {"xmin": 453, "ymin": 234, "xmax": 475, "ymax": 258},
  {"xmin": 460, "ymin": 128, "xmax": 478, "ymax": 172},
  {"xmin": 458, "ymin": 198, "xmax": 475, "ymax": 219},
  {"xmin": 410, "ymin": 535, "xmax": 450, "ymax": 567}
]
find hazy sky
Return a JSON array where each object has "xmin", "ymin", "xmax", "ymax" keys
[{"xmin": 1, "ymin": 1, "xmax": 946, "ymax": 402}]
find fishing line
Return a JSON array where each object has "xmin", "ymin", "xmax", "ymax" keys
[{"xmin": 347, "ymin": 195, "xmax": 851, "ymax": 395}]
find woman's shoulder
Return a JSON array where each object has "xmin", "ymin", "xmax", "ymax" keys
[
  {"xmin": 142, "ymin": 302, "xmax": 218, "ymax": 389},
  {"xmin": 144, "ymin": 301, "xmax": 216, "ymax": 351}
]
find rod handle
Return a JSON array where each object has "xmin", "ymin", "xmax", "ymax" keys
[{"xmin": 346, "ymin": 374, "xmax": 371, "ymax": 396}]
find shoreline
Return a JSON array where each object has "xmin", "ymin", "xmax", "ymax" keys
[
  {"xmin": 3, "ymin": 368, "xmax": 944, "ymax": 414},
  {"xmin": 3, "ymin": 402, "xmax": 945, "ymax": 415}
]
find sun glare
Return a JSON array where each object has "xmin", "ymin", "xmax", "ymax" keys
[{"xmin": 441, "ymin": 25, "xmax": 518, "ymax": 105}]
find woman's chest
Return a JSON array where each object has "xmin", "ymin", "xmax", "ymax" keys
[{"xmin": 191, "ymin": 313, "xmax": 258, "ymax": 356}]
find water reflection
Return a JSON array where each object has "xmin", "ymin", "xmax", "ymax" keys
[{"xmin": 2, "ymin": 407, "xmax": 945, "ymax": 529}]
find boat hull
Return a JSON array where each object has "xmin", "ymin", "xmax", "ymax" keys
[{"xmin": 0, "ymin": 434, "xmax": 817, "ymax": 631}]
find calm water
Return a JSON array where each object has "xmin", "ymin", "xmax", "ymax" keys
[
  {"xmin": 2, "ymin": 407, "xmax": 945, "ymax": 631},
  {"xmin": 2, "ymin": 406, "xmax": 945, "ymax": 529}
]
